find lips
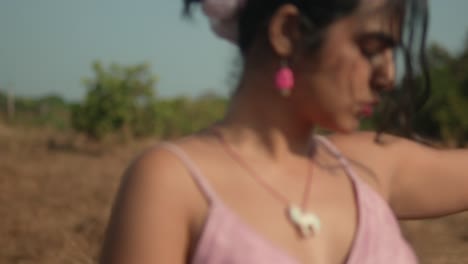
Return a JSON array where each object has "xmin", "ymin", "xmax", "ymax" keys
[{"xmin": 359, "ymin": 104, "xmax": 375, "ymax": 117}]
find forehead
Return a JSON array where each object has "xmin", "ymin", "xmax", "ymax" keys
[{"xmin": 352, "ymin": 0, "xmax": 403, "ymax": 38}]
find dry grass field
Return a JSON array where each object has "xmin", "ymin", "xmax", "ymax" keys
[{"xmin": 1, "ymin": 125, "xmax": 467, "ymax": 264}]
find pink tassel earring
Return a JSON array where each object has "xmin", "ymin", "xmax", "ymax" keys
[{"xmin": 275, "ymin": 60, "xmax": 295, "ymax": 97}]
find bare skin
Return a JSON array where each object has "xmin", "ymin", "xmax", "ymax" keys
[{"xmin": 100, "ymin": 2, "xmax": 468, "ymax": 264}]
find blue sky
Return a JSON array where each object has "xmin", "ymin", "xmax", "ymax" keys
[{"xmin": 1, "ymin": 0, "xmax": 468, "ymax": 101}]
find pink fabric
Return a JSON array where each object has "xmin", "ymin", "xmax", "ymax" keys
[{"xmin": 160, "ymin": 136, "xmax": 418, "ymax": 264}]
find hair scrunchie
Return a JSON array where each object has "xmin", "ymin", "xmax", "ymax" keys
[{"xmin": 201, "ymin": 0, "xmax": 247, "ymax": 43}]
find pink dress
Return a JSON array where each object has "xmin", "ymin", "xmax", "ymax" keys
[{"xmin": 160, "ymin": 136, "xmax": 418, "ymax": 264}]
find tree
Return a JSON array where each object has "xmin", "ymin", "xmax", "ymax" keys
[
  {"xmin": 146, "ymin": 93, "xmax": 227, "ymax": 139},
  {"xmin": 411, "ymin": 34, "xmax": 468, "ymax": 146},
  {"xmin": 71, "ymin": 61, "xmax": 158, "ymax": 139},
  {"xmin": 361, "ymin": 34, "xmax": 468, "ymax": 146}
]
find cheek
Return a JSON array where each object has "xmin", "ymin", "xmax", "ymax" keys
[
  {"xmin": 349, "ymin": 59, "xmax": 372, "ymax": 96},
  {"xmin": 298, "ymin": 54, "xmax": 357, "ymax": 113},
  {"xmin": 326, "ymin": 53, "xmax": 368, "ymax": 108},
  {"xmin": 292, "ymin": 44, "xmax": 370, "ymax": 125},
  {"xmin": 322, "ymin": 57, "xmax": 371, "ymax": 131}
]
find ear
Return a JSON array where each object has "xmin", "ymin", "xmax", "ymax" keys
[{"xmin": 268, "ymin": 4, "xmax": 302, "ymax": 58}]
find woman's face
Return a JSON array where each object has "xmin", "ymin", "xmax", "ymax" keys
[{"xmin": 290, "ymin": 0, "xmax": 400, "ymax": 133}]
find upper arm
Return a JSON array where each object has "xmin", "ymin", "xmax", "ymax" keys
[
  {"xmin": 100, "ymin": 147, "xmax": 195, "ymax": 264},
  {"xmin": 331, "ymin": 132, "xmax": 468, "ymax": 220},
  {"xmin": 390, "ymin": 139, "xmax": 468, "ymax": 219}
]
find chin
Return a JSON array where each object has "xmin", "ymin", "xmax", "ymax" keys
[
  {"xmin": 315, "ymin": 113, "xmax": 360, "ymax": 134},
  {"xmin": 327, "ymin": 118, "xmax": 360, "ymax": 134}
]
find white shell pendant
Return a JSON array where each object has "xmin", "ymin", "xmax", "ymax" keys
[{"xmin": 287, "ymin": 204, "xmax": 321, "ymax": 238}]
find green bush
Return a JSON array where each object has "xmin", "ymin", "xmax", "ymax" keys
[{"xmin": 71, "ymin": 61, "xmax": 158, "ymax": 139}]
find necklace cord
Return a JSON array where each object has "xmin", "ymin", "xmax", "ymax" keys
[{"xmin": 213, "ymin": 129, "xmax": 315, "ymax": 210}]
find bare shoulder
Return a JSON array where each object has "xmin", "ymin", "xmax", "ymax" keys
[
  {"xmin": 100, "ymin": 137, "xmax": 211, "ymax": 264},
  {"xmin": 127, "ymin": 140, "xmax": 199, "ymax": 194},
  {"xmin": 122, "ymin": 136, "xmax": 213, "ymax": 218},
  {"xmin": 325, "ymin": 131, "xmax": 424, "ymax": 160},
  {"xmin": 327, "ymin": 130, "xmax": 401, "ymax": 146},
  {"xmin": 323, "ymin": 131, "xmax": 411, "ymax": 199}
]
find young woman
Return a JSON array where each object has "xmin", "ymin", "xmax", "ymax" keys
[{"xmin": 100, "ymin": 0, "xmax": 468, "ymax": 263}]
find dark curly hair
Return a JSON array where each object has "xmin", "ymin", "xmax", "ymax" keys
[{"xmin": 183, "ymin": 0, "xmax": 431, "ymax": 141}]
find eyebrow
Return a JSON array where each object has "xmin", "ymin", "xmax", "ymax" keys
[{"xmin": 359, "ymin": 32, "xmax": 399, "ymax": 47}]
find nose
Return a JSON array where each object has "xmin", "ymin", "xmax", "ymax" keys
[{"xmin": 371, "ymin": 49, "xmax": 395, "ymax": 91}]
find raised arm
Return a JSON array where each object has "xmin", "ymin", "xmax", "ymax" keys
[
  {"xmin": 100, "ymin": 148, "xmax": 196, "ymax": 264},
  {"xmin": 390, "ymin": 138, "xmax": 468, "ymax": 219},
  {"xmin": 331, "ymin": 132, "xmax": 468, "ymax": 220}
]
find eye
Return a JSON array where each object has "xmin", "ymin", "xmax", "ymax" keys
[
  {"xmin": 360, "ymin": 39, "xmax": 387, "ymax": 58},
  {"xmin": 357, "ymin": 33, "xmax": 397, "ymax": 59}
]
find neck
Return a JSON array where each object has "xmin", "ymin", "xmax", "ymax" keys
[{"xmin": 216, "ymin": 67, "xmax": 315, "ymax": 161}]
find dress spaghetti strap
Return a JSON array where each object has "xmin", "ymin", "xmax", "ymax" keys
[
  {"xmin": 314, "ymin": 135, "xmax": 360, "ymax": 182},
  {"xmin": 158, "ymin": 142, "xmax": 219, "ymax": 204}
]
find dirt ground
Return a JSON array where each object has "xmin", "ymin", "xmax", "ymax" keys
[{"xmin": 1, "ymin": 125, "xmax": 467, "ymax": 264}]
